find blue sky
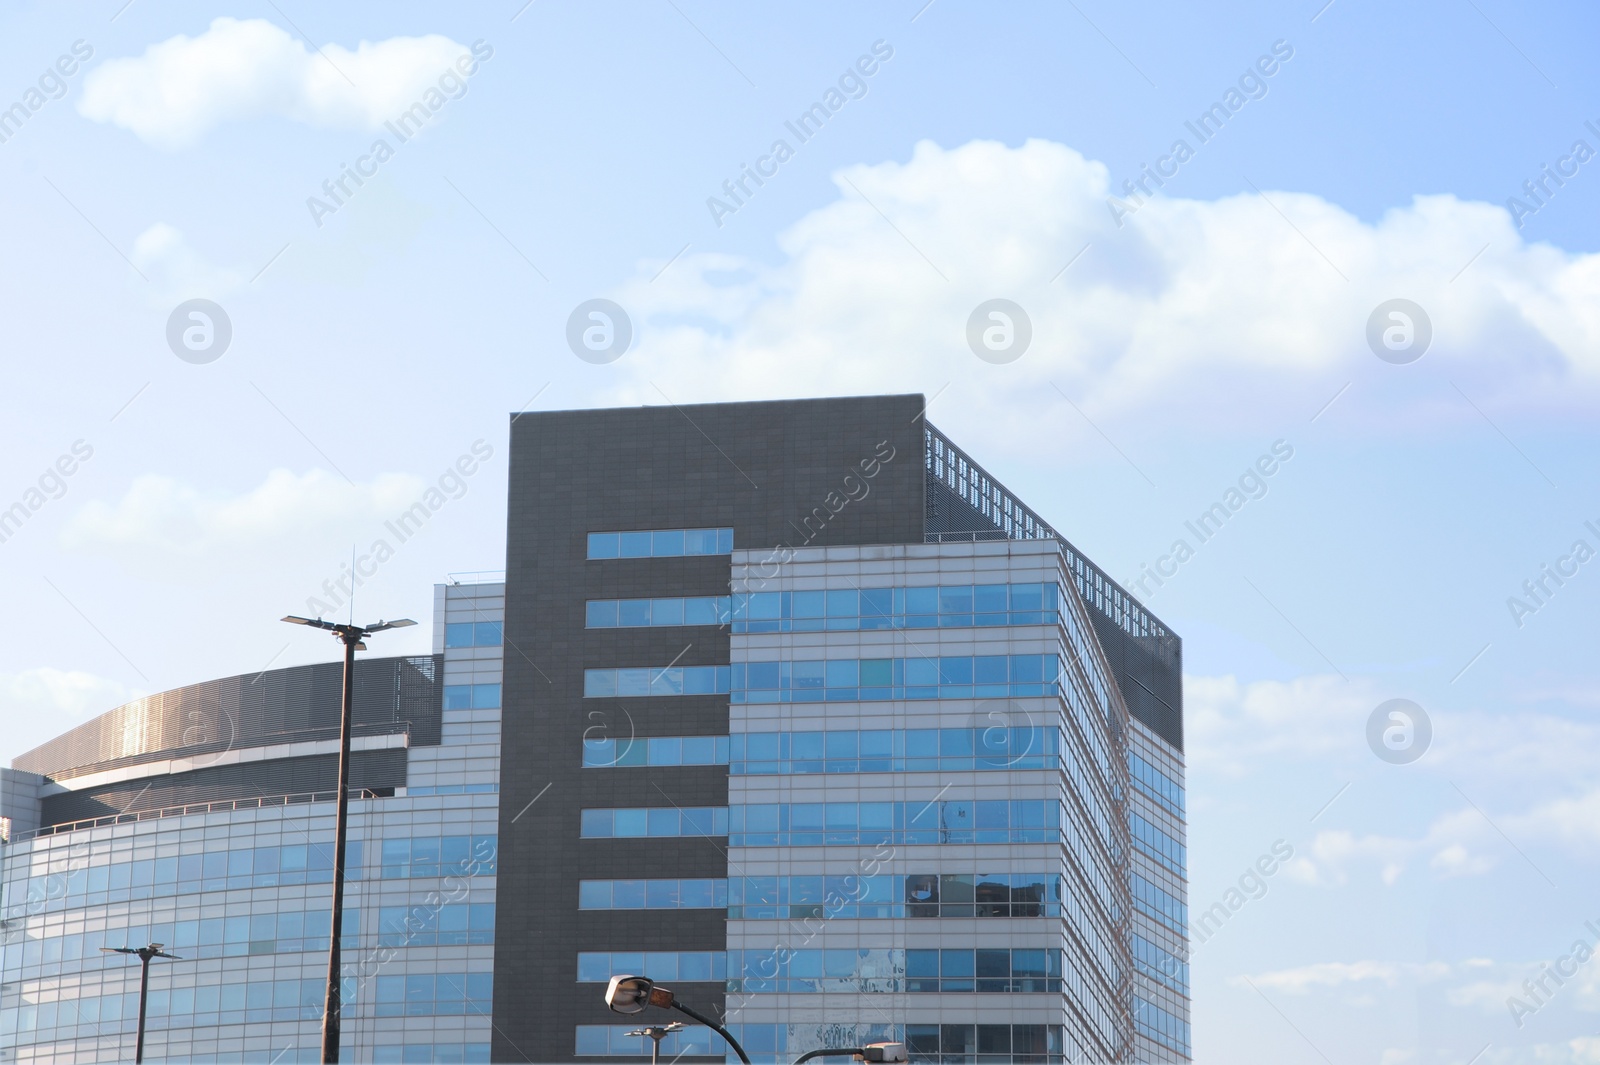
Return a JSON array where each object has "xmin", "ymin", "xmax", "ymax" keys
[{"xmin": 3, "ymin": 2, "xmax": 1599, "ymax": 1061}]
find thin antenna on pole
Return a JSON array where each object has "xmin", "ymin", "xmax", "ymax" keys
[{"xmin": 348, "ymin": 544, "xmax": 356, "ymax": 626}]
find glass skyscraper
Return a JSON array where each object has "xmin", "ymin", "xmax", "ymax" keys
[{"xmin": 2, "ymin": 395, "xmax": 1188, "ymax": 1063}]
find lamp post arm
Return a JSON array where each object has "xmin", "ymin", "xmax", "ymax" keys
[{"xmin": 670, "ymin": 1000, "xmax": 751, "ymax": 1065}]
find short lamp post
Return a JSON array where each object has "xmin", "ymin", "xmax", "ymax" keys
[
  {"xmin": 282, "ymin": 614, "xmax": 416, "ymax": 1064},
  {"xmin": 626, "ymin": 1021, "xmax": 685, "ymax": 1065},
  {"xmin": 605, "ymin": 975, "xmax": 752, "ymax": 1065},
  {"xmin": 100, "ymin": 942, "xmax": 181, "ymax": 1064}
]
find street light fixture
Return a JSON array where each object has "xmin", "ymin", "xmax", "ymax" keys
[
  {"xmin": 625, "ymin": 1021, "xmax": 685, "ymax": 1065},
  {"xmin": 793, "ymin": 1045, "xmax": 909, "ymax": 1064},
  {"xmin": 282, "ymin": 614, "xmax": 416, "ymax": 1064},
  {"xmin": 604, "ymin": 975, "xmax": 752, "ymax": 1065},
  {"xmin": 100, "ymin": 942, "xmax": 181, "ymax": 1064}
]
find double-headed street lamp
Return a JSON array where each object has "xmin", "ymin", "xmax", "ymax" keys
[
  {"xmin": 626, "ymin": 1021, "xmax": 685, "ymax": 1065},
  {"xmin": 603, "ymin": 974, "xmax": 909, "ymax": 1065},
  {"xmin": 605, "ymin": 975, "xmax": 751, "ymax": 1064},
  {"xmin": 99, "ymin": 942, "xmax": 181, "ymax": 1064},
  {"xmin": 282, "ymin": 614, "xmax": 416, "ymax": 1064}
]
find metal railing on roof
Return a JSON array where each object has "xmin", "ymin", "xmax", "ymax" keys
[
  {"xmin": 923, "ymin": 423, "xmax": 1174, "ymax": 647},
  {"xmin": 446, "ymin": 570, "xmax": 506, "ymax": 585}
]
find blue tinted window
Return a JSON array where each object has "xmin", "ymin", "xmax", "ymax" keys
[
  {"xmin": 724, "ymin": 800, "xmax": 1059, "ymax": 847},
  {"xmin": 652, "ymin": 530, "xmax": 685, "ymax": 556},
  {"xmin": 940, "ymin": 586, "xmax": 974, "ymax": 613},
  {"xmin": 588, "ymin": 528, "xmax": 733, "ymax": 558},
  {"xmin": 904, "ymin": 587, "xmax": 939, "ymax": 615},
  {"xmin": 584, "ymin": 666, "xmax": 730, "ymax": 698},
  {"xmin": 1129, "ymin": 753, "xmax": 1185, "ymax": 814},
  {"xmin": 578, "ymin": 952, "xmax": 725, "ymax": 983},
  {"xmin": 974, "ymin": 656, "xmax": 1008, "ymax": 684},
  {"xmin": 579, "ymin": 807, "xmax": 729, "ymax": 838},
  {"xmin": 792, "ymin": 590, "xmax": 825, "ymax": 617},
  {"xmin": 444, "ymin": 683, "xmax": 500, "ymax": 712},
  {"xmin": 938, "ymin": 657, "xmax": 973, "ymax": 684},
  {"xmin": 1010, "ymin": 584, "xmax": 1044, "ymax": 611},
  {"xmin": 587, "ymin": 596, "xmax": 731, "ymax": 628},
  {"xmin": 445, "ymin": 622, "xmax": 501, "ymax": 648},
  {"xmin": 730, "ymin": 582, "xmax": 1061, "ymax": 632},
  {"xmin": 684, "ymin": 597, "xmax": 724, "ymax": 625},
  {"xmin": 974, "ymin": 585, "xmax": 1008, "ymax": 612},
  {"xmin": 729, "ymin": 654, "xmax": 1059, "ymax": 703}
]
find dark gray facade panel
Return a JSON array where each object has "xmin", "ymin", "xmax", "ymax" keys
[
  {"xmin": 37, "ymin": 748, "xmax": 408, "ymax": 826},
  {"xmin": 494, "ymin": 395, "xmax": 927, "ymax": 1063},
  {"xmin": 1087, "ymin": 611, "xmax": 1183, "ymax": 750},
  {"xmin": 13, "ymin": 656, "xmax": 442, "ymax": 779}
]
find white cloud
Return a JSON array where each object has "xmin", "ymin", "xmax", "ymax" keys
[
  {"xmin": 1234, "ymin": 959, "xmax": 1452, "ymax": 993},
  {"xmin": 1509, "ymin": 1039, "xmax": 1600, "ymax": 1065},
  {"xmin": 61, "ymin": 468, "xmax": 424, "ymax": 557},
  {"xmin": 1236, "ymin": 953, "xmax": 1600, "ymax": 1031},
  {"xmin": 1498, "ymin": 790, "xmax": 1600, "ymax": 857},
  {"xmin": 1186, "ymin": 668, "xmax": 1600, "ymax": 796},
  {"xmin": 1462, "ymin": 1039, "xmax": 1600, "ymax": 1065},
  {"xmin": 1297, "ymin": 828, "xmax": 1417, "ymax": 887},
  {"xmin": 1448, "ymin": 973, "xmax": 1530, "ymax": 1014},
  {"xmin": 608, "ymin": 139, "xmax": 1600, "ymax": 436},
  {"xmin": 79, "ymin": 18, "xmax": 478, "ymax": 147},
  {"xmin": 1284, "ymin": 783, "xmax": 1600, "ymax": 886},
  {"xmin": 1, "ymin": 668, "xmax": 141, "ymax": 767},
  {"xmin": 130, "ymin": 223, "xmax": 243, "ymax": 306},
  {"xmin": 1185, "ymin": 672, "xmax": 1374, "ymax": 774}
]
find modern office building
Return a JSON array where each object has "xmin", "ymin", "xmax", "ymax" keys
[
  {"xmin": 0, "ymin": 577, "xmax": 505, "ymax": 1064},
  {"xmin": 1, "ymin": 395, "xmax": 1188, "ymax": 1064}
]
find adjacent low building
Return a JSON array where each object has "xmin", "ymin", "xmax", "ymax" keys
[{"xmin": 1, "ymin": 395, "xmax": 1189, "ymax": 1063}]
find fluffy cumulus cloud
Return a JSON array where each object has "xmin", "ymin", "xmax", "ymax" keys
[
  {"xmin": 61, "ymin": 468, "xmax": 424, "ymax": 557},
  {"xmin": 1188, "ymin": 670, "xmax": 1600, "ymax": 786},
  {"xmin": 610, "ymin": 139, "xmax": 1600, "ymax": 436},
  {"xmin": 1183, "ymin": 669, "xmax": 1600, "ymax": 883},
  {"xmin": 1285, "ymin": 786, "xmax": 1600, "ymax": 886},
  {"xmin": 1185, "ymin": 672, "xmax": 1375, "ymax": 773},
  {"xmin": 130, "ymin": 222, "xmax": 243, "ymax": 306},
  {"xmin": 78, "ymin": 18, "xmax": 475, "ymax": 147}
]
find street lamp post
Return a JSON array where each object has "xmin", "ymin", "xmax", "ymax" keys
[
  {"xmin": 605, "ymin": 975, "xmax": 752, "ymax": 1065},
  {"xmin": 626, "ymin": 1021, "xmax": 685, "ymax": 1065},
  {"xmin": 100, "ymin": 942, "xmax": 181, "ymax": 1064},
  {"xmin": 282, "ymin": 614, "xmax": 416, "ymax": 1064}
]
